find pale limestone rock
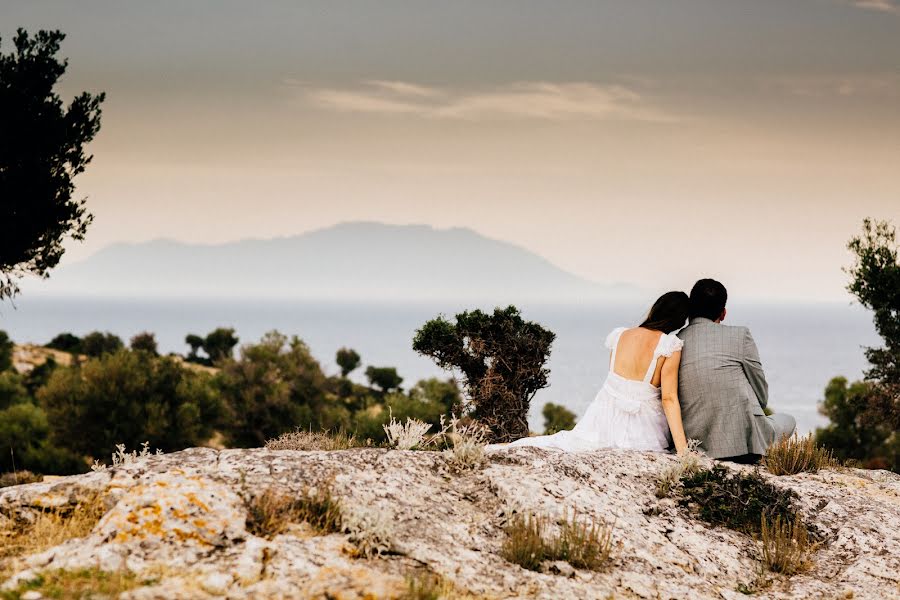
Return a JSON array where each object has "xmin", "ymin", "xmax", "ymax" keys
[{"xmin": 0, "ymin": 446, "xmax": 898, "ymax": 599}]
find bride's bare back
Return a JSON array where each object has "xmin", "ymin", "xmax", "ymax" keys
[{"xmin": 611, "ymin": 327, "xmax": 667, "ymax": 387}]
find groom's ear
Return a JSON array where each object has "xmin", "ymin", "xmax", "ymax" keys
[{"xmin": 717, "ymin": 308, "xmax": 727, "ymax": 323}]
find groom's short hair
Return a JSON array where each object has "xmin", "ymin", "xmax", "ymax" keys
[{"xmin": 690, "ymin": 279, "xmax": 728, "ymax": 320}]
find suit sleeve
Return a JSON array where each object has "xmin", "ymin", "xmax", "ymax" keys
[{"xmin": 740, "ymin": 328, "xmax": 769, "ymax": 410}]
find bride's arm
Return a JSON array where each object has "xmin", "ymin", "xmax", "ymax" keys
[{"xmin": 660, "ymin": 351, "xmax": 688, "ymax": 454}]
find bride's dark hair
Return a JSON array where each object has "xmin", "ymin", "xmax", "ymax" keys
[{"xmin": 640, "ymin": 291, "xmax": 690, "ymax": 334}]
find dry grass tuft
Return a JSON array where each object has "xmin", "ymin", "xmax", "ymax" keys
[
  {"xmin": 0, "ymin": 492, "xmax": 108, "ymax": 562},
  {"xmin": 655, "ymin": 440, "xmax": 705, "ymax": 498},
  {"xmin": 264, "ymin": 429, "xmax": 359, "ymax": 451},
  {"xmin": 399, "ymin": 571, "xmax": 488, "ymax": 600},
  {"xmin": 500, "ymin": 513, "xmax": 547, "ymax": 571},
  {"xmin": 764, "ymin": 433, "xmax": 837, "ymax": 476},
  {"xmin": 550, "ymin": 511, "xmax": 614, "ymax": 571},
  {"xmin": 760, "ymin": 514, "xmax": 815, "ymax": 575},
  {"xmin": 1, "ymin": 568, "xmax": 155, "ymax": 599},
  {"xmin": 0, "ymin": 471, "xmax": 42, "ymax": 489},
  {"xmin": 500, "ymin": 511, "xmax": 613, "ymax": 572},
  {"xmin": 245, "ymin": 483, "xmax": 342, "ymax": 539}
]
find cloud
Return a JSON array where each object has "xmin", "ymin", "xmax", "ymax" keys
[
  {"xmin": 765, "ymin": 74, "xmax": 900, "ymax": 97},
  {"xmin": 848, "ymin": 0, "xmax": 900, "ymax": 13},
  {"xmin": 291, "ymin": 80, "xmax": 677, "ymax": 123}
]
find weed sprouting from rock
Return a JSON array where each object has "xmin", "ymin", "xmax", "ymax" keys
[
  {"xmin": 760, "ymin": 514, "xmax": 815, "ymax": 575},
  {"xmin": 764, "ymin": 433, "xmax": 837, "ymax": 476},
  {"xmin": 245, "ymin": 483, "xmax": 342, "ymax": 538},
  {"xmin": 383, "ymin": 412, "xmax": 432, "ymax": 450},
  {"xmin": 501, "ymin": 511, "xmax": 613, "ymax": 572},
  {"xmin": 265, "ymin": 429, "xmax": 359, "ymax": 451},
  {"xmin": 342, "ymin": 504, "xmax": 396, "ymax": 557},
  {"xmin": 90, "ymin": 442, "xmax": 163, "ymax": 472}
]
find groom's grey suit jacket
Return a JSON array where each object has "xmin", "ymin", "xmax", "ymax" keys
[{"xmin": 677, "ymin": 317, "xmax": 776, "ymax": 458}]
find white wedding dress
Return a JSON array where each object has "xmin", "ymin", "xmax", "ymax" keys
[{"xmin": 499, "ymin": 327, "xmax": 684, "ymax": 453}]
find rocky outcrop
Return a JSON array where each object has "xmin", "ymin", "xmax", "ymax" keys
[{"xmin": 1, "ymin": 447, "xmax": 899, "ymax": 599}]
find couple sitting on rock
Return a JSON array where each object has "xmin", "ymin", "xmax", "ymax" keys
[{"xmin": 497, "ymin": 278, "xmax": 796, "ymax": 463}]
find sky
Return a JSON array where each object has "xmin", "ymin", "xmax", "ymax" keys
[{"xmin": 2, "ymin": 0, "xmax": 898, "ymax": 302}]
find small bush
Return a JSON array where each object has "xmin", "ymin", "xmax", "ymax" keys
[
  {"xmin": 678, "ymin": 466, "xmax": 799, "ymax": 536},
  {"xmin": 435, "ymin": 415, "xmax": 488, "ymax": 470},
  {"xmin": 265, "ymin": 429, "xmax": 358, "ymax": 451},
  {"xmin": 90, "ymin": 442, "xmax": 163, "ymax": 471},
  {"xmin": 0, "ymin": 470, "xmax": 42, "ymax": 488},
  {"xmin": 542, "ymin": 402, "xmax": 576, "ymax": 435},
  {"xmin": 245, "ymin": 484, "xmax": 342, "ymax": 539},
  {"xmin": 0, "ymin": 493, "xmax": 108, "ymax": 561},
  {"xmin": 342, "ymin": 504, "xmax": 396, "ymax": 557},
  {"xmin": 764, "ymin": 433, "xmax": 837, "ymax": 476},
  {"xmin": 655, "ymin": 440, "xmax": 704, "ymax": 498},
  {"xmin": 383, "ymin": 414, "xmax": 431, "ymax": 450},
  {"xmin": 760, "ymin": 514, "xmax": 814, "ymax": 575},
  {"xmin": 501, "ymin": 512, "xmax": 613, "ymax": 572}
]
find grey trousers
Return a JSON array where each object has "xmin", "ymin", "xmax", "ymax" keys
[
  {"xmin": 719, "ymin": 412, "xmax": 797, "ymax": 464},
  {"xmin": 768, "ymin": 412, "xmax": 797, "ymax": 442}
]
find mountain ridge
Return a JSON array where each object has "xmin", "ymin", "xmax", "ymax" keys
[{"xmin": 26, "ymin": 222, "xmax": 639, "ymax": 302}]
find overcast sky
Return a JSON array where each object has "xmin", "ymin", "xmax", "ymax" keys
[{"xmin": 2, "ymin": 0, "xmax": 898, "ymax": 301}]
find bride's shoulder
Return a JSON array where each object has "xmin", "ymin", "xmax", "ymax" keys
[
  {"xmin": 604, "ymin": 326, "xmax": 629, "ymax": 349},
  {"xmin": 658, "ymin": 332, "xmax": 685, "ymax": 356}
]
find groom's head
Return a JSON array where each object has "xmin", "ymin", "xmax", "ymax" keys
[{"xmin": 690, "ymin": 278, "xmax": 728, "ymax": 322}]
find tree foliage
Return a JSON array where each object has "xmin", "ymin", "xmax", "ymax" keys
[
  {"xmin": 0, "ymin": 29, "xmax": 104, "ymax": 299},
  {"xmin": 46, "ymin": 332, "xmax": 81, "ymax": 353},
  {"xmin": 542, "ymin": 402, "xmax": 576, "ymax": 435},
  {"xmin": 816, "ymin": 376, "xmax": 899, "ymax": 472},
  {"xmin": 184, "ymin": 328, "xmax": 239, "ymax": 365},
  {"xmin": 845, "ymin": 219, "xmax": 900, "ymax": 430},
  {"xmin": 129, "ymin": 331, "xmax": 158, "ymax": 355},
  {"xmin": 413, "ymin": 305, "xmax": 555, "ymax": 443},
  {"xmin": 38, "ymin": 349, "xmax": 221, "ymax": 458},
  {"xmin": 217, "ymin": 331, "xmax": 333, "ymax": 447},
  {"xmin": 0, "ymin": 330, "xmax": 13, "ymax": 372},
  {"xmin": 335, "ymin": 347, "xmax": 361, "ymax": 377},
  {"xmin": 365, "ymin": 366, "xmax": 403, "ymax": 393},
  {"xmin": 80, "ymin": 331, "xmax": 123, "ymax": 357}
]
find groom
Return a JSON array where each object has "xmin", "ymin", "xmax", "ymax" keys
[{"xmin": 677, "ymin": 279, "xmax": 796, "ymax": 463}]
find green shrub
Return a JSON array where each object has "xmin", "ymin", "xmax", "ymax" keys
[
  {"xmin": 217, "ymin": 331, "xmax": 331, "ymax": 447},
  {"xmin": 678, "ymin": 466, "xmax": 799, "ymax": 536},
  {"xmin": 542, "ymin": 402, "xmax": 576, "ymax": 435},
  {"xmin": 45, "ymin": 332, "xmax": 82, "ymax": 354},
  {"xmin": 365, "ymin": 366, "xmax": 403, "ymax": 393},
  {"xmin": 80, "ymin": 331, "xmax": 123, "ymax": 357},
  {"xmin": 0, "ymin": 331, "xmax": 13, "ymax": 372},
  {"xmin": 38, "ymin": 349, "xmax": 220, "ymax": 459},
  {"xmin": 0, "ymin": 402, "xmax": 84, "ymax": 474}
]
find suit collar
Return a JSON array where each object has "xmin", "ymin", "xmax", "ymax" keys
[{"xmin": 689, "ymin": 317, "xmax": 716, "ymax": 326}]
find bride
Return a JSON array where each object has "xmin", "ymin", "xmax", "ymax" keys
[{"xmin": 498, "ymin": 291, "xmax": 690, "ymax": 454}]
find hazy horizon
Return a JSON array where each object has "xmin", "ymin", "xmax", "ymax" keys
[{"xmin": 2, "ymin": 1, "xmax": 898, "ymax": 302}]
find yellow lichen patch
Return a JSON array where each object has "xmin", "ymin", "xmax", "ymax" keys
[{"xmin": 185, "ymin": 492, "xmax": 211, "ymax": 512}]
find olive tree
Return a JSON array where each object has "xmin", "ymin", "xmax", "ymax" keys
[{"xmin": 413, "ymin": 305, "xmax": 555, "ymax": 443}]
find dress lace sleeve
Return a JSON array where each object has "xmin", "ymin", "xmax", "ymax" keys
[
  {"xmin": 659, "ymin": 333, "xmax": 684, "ymax": 357},
  {"xmin": 605, "ymin": 327, "xmax": 627, "ymax": 350}
]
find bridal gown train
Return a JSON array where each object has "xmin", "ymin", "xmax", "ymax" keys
[{"xmin": 501, "ymin": 327, "xmax": 684, "ymax": 453}]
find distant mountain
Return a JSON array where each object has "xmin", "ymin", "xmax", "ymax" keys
[{"xmin": 29, "ymin": 222, "xmax": 639, "ymax": 302}]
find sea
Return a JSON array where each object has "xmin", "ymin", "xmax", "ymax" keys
[{"xmin": 0, "ymin": 296, "xmax": 881, "ymax": 435}]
